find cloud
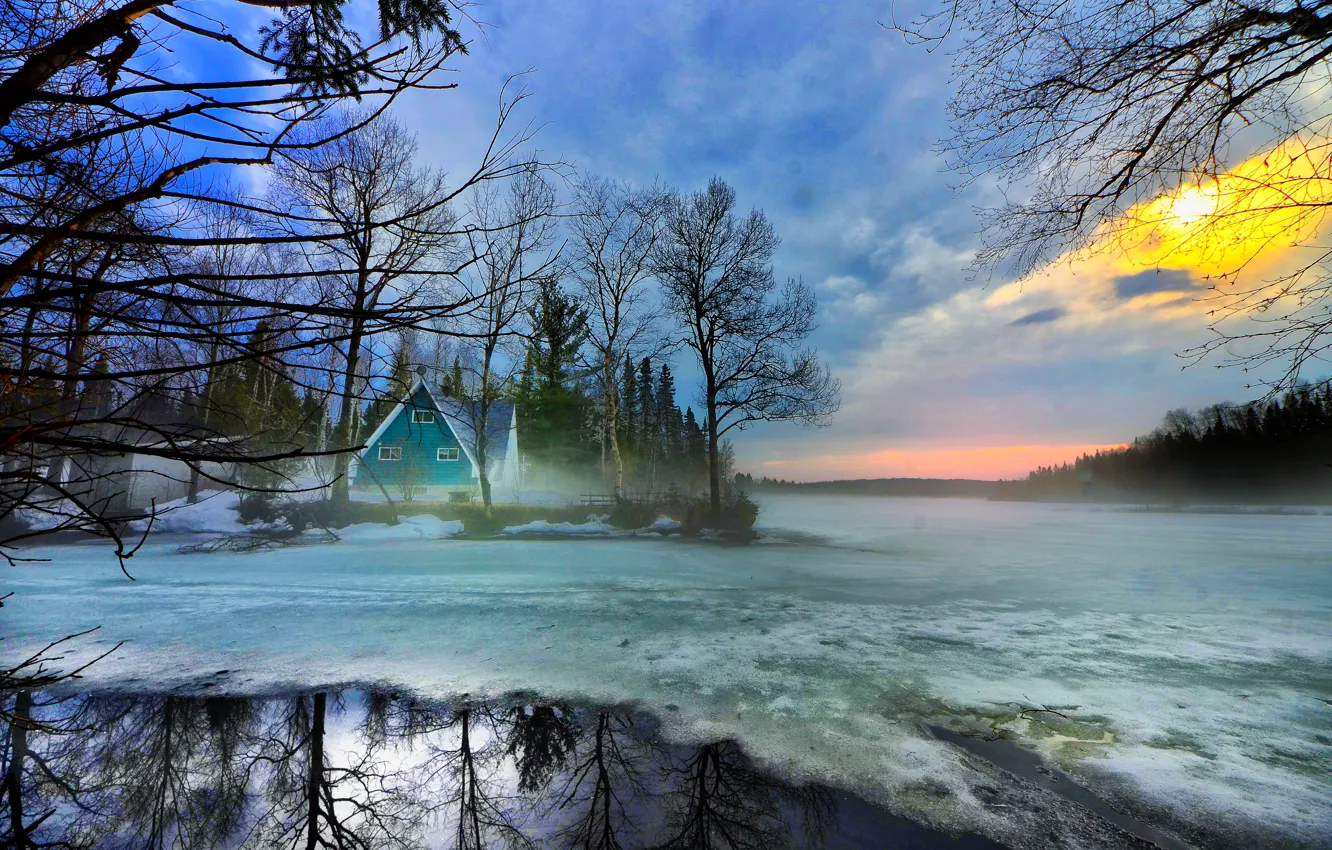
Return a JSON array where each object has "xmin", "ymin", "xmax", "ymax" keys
[
  {"xmin": 383, "ymin": 3, "xmax": 1317, "ymax": 480},
  {"xmin": 1114, "ymin": 269, "xmax": 1197, "ymax": 299},
  {"xmin": 1009, "ymin": 307, "xmax": 1065, "ymax": 326}
]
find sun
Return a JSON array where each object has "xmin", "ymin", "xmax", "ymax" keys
[
  {"xmin": 1095, "ymin": 137, "xmax": 1332, "ymax": 277},
  {"xmin": 1165, "ymin": 185, "xmax": 1217, "ymax": 229}
]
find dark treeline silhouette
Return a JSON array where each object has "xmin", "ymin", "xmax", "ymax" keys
[
  {"xmin": 0, "ymin": 687, "xmax": 849, "ymax": 849},
  {"xmin": 996, "ymin": 387, "xmax": 1332, "ymax": 503}
]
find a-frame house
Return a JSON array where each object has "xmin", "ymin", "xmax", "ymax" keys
[{"xmin": 350, "ymin": 375, "xmax": 519, "ymax": 501}]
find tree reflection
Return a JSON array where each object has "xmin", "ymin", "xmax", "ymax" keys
[
  {"xmin": 421, "ymin": 704, "xmax": 534, "ymax": 850},
  {"xmin": 550, "ymin": 710, "xmax": 649, "ymax": 850},
  {"xmin": 250, "ymin": 691, "xmax": 428, "ymax": 849},
  {"xmin": 655, "ymin": 741, "xmax": 835, "ymax": 850},
  {"xmin": 108, "ymin": 695, "xmax": 255, "ymax": 848},
  {"xmin": 504, "ymin": 701, "xmax": 580, "ymax": 794},
  {"xmin": 0, "ymin": 689, "xmax": 841, "ymax": 849}
]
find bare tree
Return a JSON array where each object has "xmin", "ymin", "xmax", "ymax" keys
[
  {"xmin": 269, "ymin": 112, "xmax": 457, "ymax": 504},
  {"xmin": 892, "ymin": 0, "xmax": 1332, "ymax": 390},
  {"xmin": 249, "ymin": 691, "xmax": 428, "ymax": 850},
  {"xmin": 452, "ymin": 168, "xmax": 561, "ymax": 510},
  {"xmin": 653, "ymin": 179, "xmax": 839, "ymax": 512},
  {"xmin": 571, "ymin": 177, "xmax": 667, "ymax": 495},
  {"xmin": 0, "ymin": 0, "xmax": 477, "ymax": 559}
]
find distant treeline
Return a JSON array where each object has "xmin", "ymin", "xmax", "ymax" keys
[
  {"xmin": 738, "ymin": 476, "xmax": 997, "ymax": 498},
  {"xmin": 995, "ymin": 386, "xmax": 1332, "ymax": 504}
]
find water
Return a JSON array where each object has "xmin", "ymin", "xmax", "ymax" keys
[
  {"xmin": 2, "ymin": 688, "xmax": 1004, "ymax": 848},
  {"xmin": 2, "ymin": 495, "xmax": 1329, "ymax": 848}
]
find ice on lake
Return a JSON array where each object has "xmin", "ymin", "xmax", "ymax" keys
[{"xmin": 3, "ymin": 495, "xmax": 1330, "ymax": 849}]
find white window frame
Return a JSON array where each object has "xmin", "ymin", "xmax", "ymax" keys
[
  {"xmin": 411, "ymin": 409, "xmax": 435, "ymax": 424},
  {"xmin": 378, "ymin": 446, "xmax": 402, "ymax": 462},
  {"xmin": 437, "ymin": 447, "xmax": 459, "ymax": 462}
]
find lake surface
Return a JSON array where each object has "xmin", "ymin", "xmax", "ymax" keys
[
  {"xmin": 3, "ymin": 688, "xmax": 1010, "ymax": 848},
  {"xmin": 3, "ymin": 495, "xmax": 1330, "ymax": 848}
]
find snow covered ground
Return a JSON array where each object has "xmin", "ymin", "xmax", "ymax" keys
[
  {"xmin": 3, "ymin": 494, "xmax": 1329, "ymax": 848},
  {"xmin": 503, "ymin": 514, "xmax": 618, "ymax": 536},
  {"xmin": 125, "ymin": 489, "xmax": 249, "ymax": 534}
]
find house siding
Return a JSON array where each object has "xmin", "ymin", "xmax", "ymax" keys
[{"xmin": 356, "ymin": 386, "xmax": 475, "ymax": 491}]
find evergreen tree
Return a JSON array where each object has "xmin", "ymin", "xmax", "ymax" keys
[
  {"xmin": 517, "ymin": 280, "xmax": 595, "ymax": 476},
  {"xmin": 996, "ymin": 388, "xmax": 1332, "ymax": 502},
  {"xmin": 657, "ymin": 364, "xmax": 684, "ymax": 479},
  {"xmin": 528, "ymin": 278, "xmax": 589, "ymax": 387},
  {"xmin": 438, "ymin": 356, "xmax": 464, "ymax": 399},
  {"xmin": 683, "ymin": 406, "xmax": 707, "ymax": 492},
  {"xmin": 637, "ymin": 357, "xmax": 656, "ymax": 487},
  {"xmin": 620, "ymin": 355, "xmax": 637, "ymax": 462}
]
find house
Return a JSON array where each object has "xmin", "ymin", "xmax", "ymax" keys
[
  {"xmin": 350, "ymin": 375, "xmax": 520, "ymax": 501},
  {"xmin": 63, "ymin": 439, "xmax": 235, "ymax": 514}
]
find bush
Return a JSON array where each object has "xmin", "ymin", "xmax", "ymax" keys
[
  {"xmin": 609, "ymin": 498, "xmax": 658, "ymax": 530},
  {"xmin": 274, "ymin": 498, "xmax": 368, "ymax": 533},
  {"xmin": 237, "ymin": 492, "xmax": 280, "ymax": 525},
  {"xmin": 254, "ymin": 495, "xmax": 756, "ymax": 539},
  {"xmin": 729, "ymin": 491, "xmax": 760, "ymax": 531},
  {"xmin": 678, "ymin": 490, "xmax": 760, "ymax": 536},
  {"xmin": 447, "ymin": 490, "xmax": 474, "ymax": 505}
]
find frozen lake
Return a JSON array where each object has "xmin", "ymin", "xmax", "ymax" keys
[{"xmin": 3, "ymin": 495, "xmax": 1330, "ymax": 848}]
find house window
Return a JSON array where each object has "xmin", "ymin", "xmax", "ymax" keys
[
  {"xmin": 379, "ymin": 446, "xmax": 402, "ymax": 462},
  {"xmin": 411, "ymin": 409, "xmax": 435, "ymax": 424},
  {"xmin": 437, "ymin": 447, "xmax": 459, "ymax": 462}
]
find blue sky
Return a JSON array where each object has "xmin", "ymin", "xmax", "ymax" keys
[
  {"xmin": 224, "ymin": 0, "xmax": 1277, "ymax": 479},
  {"xmin": 384, "ymin": 0, "xmax": 1276, "ymax": 479}
]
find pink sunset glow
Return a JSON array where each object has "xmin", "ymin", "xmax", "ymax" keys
[{"xmin": 756, "ymin": 443, "xmax": 1128, "ymax": 481}]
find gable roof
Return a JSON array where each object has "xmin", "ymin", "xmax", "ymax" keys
[
  {"xmin": 434, "ymin": 397, "xmax": 516, "ymax": 465},
  {"xmin": 357, "ymin": 376, "xmax": 515, "ymax": 470}
]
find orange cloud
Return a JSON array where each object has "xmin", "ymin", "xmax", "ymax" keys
[
  {"xmin": 756, "ymin": 443, "xmax": 1126, "ymax": 481},
  {"xmin": 1102, "ymin": 135, "xmax": 1332, "ymax": 279}
]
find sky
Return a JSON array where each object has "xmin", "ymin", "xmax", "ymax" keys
[{"xmin": 372, "ymin": 2, "xmax": 1305, "ymax": 479}]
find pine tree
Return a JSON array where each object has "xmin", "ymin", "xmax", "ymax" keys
[
  {"xmin": 516, "ymin": 280, "xmax": 596, "ymax": 478},
  {"xmin": 620, "ymin": 355, "xmax": 637, "ymax": 461},
  {"xmin": 683, "ymin": 406, "xmax": 707, "ymax": 493},
  {"xmin": 528, "ymin": 277, "xmax": 589, "ymax": 387},
  {"xmin": 657, "ymin": 363, "xmax": 683, "ymax": 470},
  {"xmin": 637, "ymin": 357, "xmax": 656, "ymax": 488}
]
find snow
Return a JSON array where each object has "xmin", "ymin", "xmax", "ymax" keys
[
  {"xmin": 335, "ymin": 515, "xmax": 464, "ymax": 542},
  {"xmin": 5, "ymin": 494, "xmax": 1331, "ymax": 847},
  {"xmin": 645, "ymin": 515, "xmax": 681, "ymax": 532},
  {"xmin": 126, "ymin": 490, "xmax": 247, "ymax": 534},
  {"xmin": 502, "ymin": 514, "xmax": 617, "ymax": 536},
  {"xmin": 15, "ymin": 499, "xmax": 80, "ymax": 531},
  {"xmin": 120, "ymin": 488, "xmax": 464, "ymax": 542}
]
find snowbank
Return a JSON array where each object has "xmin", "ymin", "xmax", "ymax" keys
[
  {"xmin": 128, "ymin": 490, "xmax": 246, "ymax": 534},
  {"xmin": 645, "ymin": 515, "xmax": 682, "ymax": 532},
  {"xmin": 335, "ymin": 515, "xmax": 464, "ymax": 542},
  {"xmin": 503, "ymin": 514, "xmax": 616, "ymax": 536},
  {"xmin": 15, "ymin": 499, "xmax": 80, "ymax": 532}
]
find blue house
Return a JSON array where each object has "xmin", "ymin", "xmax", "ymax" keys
[{"xmin": 349, "ymin": 375, "xmax": 520, "ymax": 501}]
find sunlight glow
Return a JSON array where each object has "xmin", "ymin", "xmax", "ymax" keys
[
  {"xmin": 1106, "ymin": 136, "xmax": 1332, "ymax": 278},
  {"xmin": 1163, "ymin": 186, "xmax": 1218, "ymax": 228}
]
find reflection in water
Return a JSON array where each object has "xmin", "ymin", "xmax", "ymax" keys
[{"xmin": 1, "ymin": 689, "xmax": 844, "ymax": 849}]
